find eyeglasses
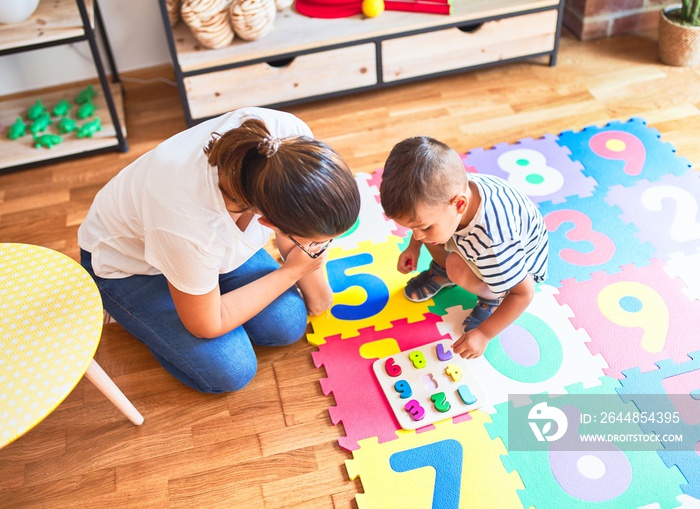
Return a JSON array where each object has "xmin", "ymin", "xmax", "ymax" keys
[{"xmin": 286, "ymin": 234, "xmax": 332, "ymax": 259}]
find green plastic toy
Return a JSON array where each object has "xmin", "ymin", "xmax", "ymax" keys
[
  {"xmin": 75, "ymin": 84, "xmax": 97, "ymax": 105},
  {"xmin": 27, "ymin": 100, "xmax": 47, "ymax": 121},
  {"xmin": 77, "ymin": 117, "xmax": 101, "ymax": 138},
  {"xmin": 77, "ymin": 100, "xmax": 95, "ymax": 119},
  {"xmin": 57, "ymin": 116, "xmax": 77, "ymax": 134},
  {"xmin": 6, "ymin": 117, "xmax": 26, "ymax": 140},
  {"xmin": 33, "ymin": 133, "xmax": 63, "ymax": 149},
  {"xmin": 52, "ymin": 99, "xmax": 72, "ymax": 117},
  {"xmin": 30, "ymin": 113, "xmax": 52, "ymax": 134}
]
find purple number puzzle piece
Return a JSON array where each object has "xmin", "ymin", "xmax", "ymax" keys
[
  {"xmin": 464, "ymin": 135, "xmax": 597, "ymax": 204},
  {"xmin": 606, "ymin": 172, "xmax": 700, "ymax": 259}
]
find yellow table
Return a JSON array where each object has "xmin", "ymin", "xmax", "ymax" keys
[{"xmin": 0, "ymin": 243, "xmax": 143, "ymax": 448}]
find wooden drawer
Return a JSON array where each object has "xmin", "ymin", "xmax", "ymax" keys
[
  {"xmin": 185, "ymin": 43, "xmax": 377, "ymax": 120},
  {"xmin": 381, "ymin": 10, "xmax": 558, "ymax": 83}
]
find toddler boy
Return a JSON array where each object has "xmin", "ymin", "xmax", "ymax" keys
[{"xmin": 379, "ymin": 136, "xmax": 549, "ymax": 358}]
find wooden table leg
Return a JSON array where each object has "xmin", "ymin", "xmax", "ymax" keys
[{"xmin": 84, "ymin": 359, "xmax": 144, "ymax": 425}]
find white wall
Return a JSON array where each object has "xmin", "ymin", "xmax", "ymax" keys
[{"xmin": 0, "ymin": 0, "xmax": 172, "ymax": 96}]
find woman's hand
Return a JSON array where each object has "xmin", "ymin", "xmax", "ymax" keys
[
  {"xmin": 281, "ymin": 244, "xmax": 334, "ymax": 315},
  {"xmin": 280, "ymin": 244, "xmax": 327, "ymax": 279}
]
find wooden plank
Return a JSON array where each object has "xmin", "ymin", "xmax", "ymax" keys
[
  {"xmin": 168, "ymin": 448, "xmax": 317, "ymax": 508},
  {"xmin": 0, "ymin": 0, "xmax": 94, "ymax": 52},
  {"xmin": 0, "ymin": 81, "xmax": 125, "ymax": 171},
  {"xmin": 0, "ymin": 469, "xmax": 117, "ymax": 509},
  {"xmin": 173, "ymin": 0, "xmax": 560, "ymax": 72}
]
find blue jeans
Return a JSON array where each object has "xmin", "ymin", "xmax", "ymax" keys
[{"xmin": 81, "ymin": 249, "xmax": 308, "ymax": 393}]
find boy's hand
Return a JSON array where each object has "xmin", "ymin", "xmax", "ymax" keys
[
  {"xmin": 397, "ymin": 247, "xmax": 420, "ymax": 274},
  {"xmin": 452, "ymin": 328, "xmax": 490, "ymax": 359}
]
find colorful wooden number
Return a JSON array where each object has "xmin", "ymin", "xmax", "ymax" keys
[
  {"xmin": 394, "ymin": 380, "xmax": 412, "ymax": 399},
  {"xmin": 430, "ymin": 392, "xmax": 451, "ymax": 413},
  {"xmin": 404, "ymin": 399, "xmax": 426, "ymax": 421},
  {"xmin": 458, "ymin": 385, "xmax": 477, "ymax": 405},
  {"xmin": 409, "ymin": 351, "xmax": 427, "ymax": 369},
  {"xmin": 444, "ymin": 364, "xmax": 462, "ymax": 382},
  {"xmin": 436, "ymin": 342, "xmax": 453, "ymax": 361},
  {"xmin": 385, "ymin": 357, "xmax": 402, "ymax": 377}
]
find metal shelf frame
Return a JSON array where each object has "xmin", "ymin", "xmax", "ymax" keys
[
  {"xmin": 157, "ymin": 0, "xmax": 565, "ymax": 127},
  {"xmin": 0, "ymin": 0, "xmax": 128, "ymax": 174}
]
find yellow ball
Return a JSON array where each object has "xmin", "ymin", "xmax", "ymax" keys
[{"xmin": 362, "ymin": 0, "xmax": 384, "ymax": 18}]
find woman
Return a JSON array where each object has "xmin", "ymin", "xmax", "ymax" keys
[{"xmin": 78, "ymin": 107, "xmax": 360, "ymax": 393}]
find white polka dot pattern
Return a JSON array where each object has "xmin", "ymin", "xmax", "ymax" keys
[{"xmin": 0, "ymin": 243, "xmax": 103, "ymax": 448}]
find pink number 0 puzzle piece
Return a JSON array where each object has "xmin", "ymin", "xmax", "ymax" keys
[{"xmin": 373, "ymin": 340, "xmax": 487, "ymax": 430}]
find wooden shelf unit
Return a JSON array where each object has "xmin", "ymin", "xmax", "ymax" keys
[
  {"xmin": 0, "ymin": 82, "xmax": 125, "ymax": 171},
  {"xmin": 0, "ymin": 0, "xmax": 94, "ymax": 54},
  {"xmin": 159, "ymin": 0, "xmax": 565, "ymax": 126},
  {"xmin": 0, "ymin": 0, "xmax": 127, "ymax": 174}
]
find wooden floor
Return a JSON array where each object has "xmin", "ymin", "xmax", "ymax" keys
[{"xmin": 1, "ymin": 31, "xmax": 699, "ymax": 508}]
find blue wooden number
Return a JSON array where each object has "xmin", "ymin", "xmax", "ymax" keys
[{"xmin": 394, "ymin": 380, "xmax": 413, "ymax": 399}]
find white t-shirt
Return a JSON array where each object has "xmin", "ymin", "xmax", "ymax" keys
[{"xmin": 78, "ymin": 107, "xmax": 313, "ymax": 295}]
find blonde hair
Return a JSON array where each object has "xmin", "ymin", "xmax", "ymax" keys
[
  {"xmin": 205, "ymin": 118, "xmax": 360, "ymax": 238},
  {"xmin": 379, "ymin": 136, "xmax": 468, "ymax": 221}
]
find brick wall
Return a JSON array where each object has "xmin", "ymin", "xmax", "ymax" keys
[{"xmin": 564, "ymin": 0, "xmax": 670, "ymax": 40}]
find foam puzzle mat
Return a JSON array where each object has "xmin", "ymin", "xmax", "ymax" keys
[{"xmin": 308, "ymin": 118, "xmax": 700, "ymax": 508}]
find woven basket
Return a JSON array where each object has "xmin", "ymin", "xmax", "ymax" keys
[
  {"xmin": 230, "ymin": 0, "xmax": 276, "ymax": 41},
  {"xmin": 165, "ymin": 0, "xmax": 181, "ymax": 26},
  {"xmin": 181, "ymin": 0, "xmax": 235, "ymax": 49},
  {"xmin": 659, "ymin": 4, "xmax": 700, "ymax": 67}
]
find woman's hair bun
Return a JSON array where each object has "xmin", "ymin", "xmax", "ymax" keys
[{"xmin": 257, "ymin": 136, "xmax": 280, "ymax": 158}]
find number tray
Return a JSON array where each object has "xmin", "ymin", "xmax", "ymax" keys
[{"xmin": 372, "ymin": 339, "xmax": 487, "ymax": 430}]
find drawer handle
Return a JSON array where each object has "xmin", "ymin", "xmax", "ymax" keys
[
  {"xmin": 266, "ymin": 56, "xmax": 296, "ymax": 68},
  {"xmin": 457, "ymin": 22, "xmax": 484, "ymax": 33}
]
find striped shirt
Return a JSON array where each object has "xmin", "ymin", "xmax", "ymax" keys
[{"xmin": 450, "ymin": 174, "xmax": 549, "ymax": 294}]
